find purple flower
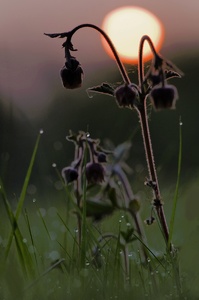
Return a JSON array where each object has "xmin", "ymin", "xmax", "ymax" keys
[
  {"xmin": 60, "ymin": 58, "xmax": 83, "ymax": 89},
  {"xmin": 62, "ymin": 166, "xmax": 78, "ymax": 184},
  {"xmin": 114, "ymin": 84, "xmax": 138, "ymax": 108},
  {"xmin": 149, "ymin": 84, "xmax": 178, "ymax": 110},
  {"xmin": 86, "ymin": 162, "xmax": 105, "ymax": 184}
]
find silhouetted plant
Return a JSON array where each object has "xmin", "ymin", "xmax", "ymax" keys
[{"xmin": 45, "ymin": 24, "xmax": 182, "ymax": 252}]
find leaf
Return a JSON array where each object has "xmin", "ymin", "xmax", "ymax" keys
[
  {"xmin": 44, "ymin": 32, "xmax": 68, "ymax": 38},
  {"xmin": 107, "ymin": 186, "xmax": 118, "ymax": 207},
  {"xmin": 165, "ymin": 70, "xmax": 182, "ymax": 80},
  {"xmin": 87, "ymin": 82, "xmax": 115, "ymax": 97},
  {"xmin": 120, "ymin": 227, "xmax": 135, "ymax": 243},
  {"xmin": 85, "ymin": 198, "xmax": 114, "ymax": 220},
  {"xmin": 113, "ymin": 141, "xmax": 132, "ymax": 162}
]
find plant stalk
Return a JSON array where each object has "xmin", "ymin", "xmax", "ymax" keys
[{"xmin": 137, "ymin": 104, "xmax": 170, "ymax": 244}]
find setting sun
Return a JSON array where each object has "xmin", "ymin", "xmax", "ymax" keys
[{"xmin": 101, "ymin": 6, "xmax": 164, "ymax": 64}]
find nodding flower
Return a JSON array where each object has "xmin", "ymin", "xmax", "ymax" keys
[
  {"xmin": 60, "ymin": 57, "xmax": 83, "ymax": 89},
  {"xmin": 85, "ymin": 162, "xmax": 105, "ymax": 184},
  {"xmin": 149, "ymin": 84, "xmax": 178, "ymax": 111},
  {"xmin": 62, "ymin": 166, "xmax": 78, "ymax": 184},
  {"xmin": 114, "ymin": 84, "xmax": 138, "ymax": 109}
]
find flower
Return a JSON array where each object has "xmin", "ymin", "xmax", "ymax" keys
[
  {"xmin": 60, "ymin": 58, "xmax": 83, "ymax": 89},
  {"xmin": 97, "ymin": 152, "xmax": 107, "ymax": 163},
  {"xmin": 62, "ymin": 166, "xmax": 78, "ymax": 184},
  {"xmin": 149, "ymin": 84, "xmax": 178, "ymax": 110},
  {"xmin": 114, "ymin": 84, "xmax": 138, "ymax": 108},
  {"xmin": 85, "ymin": 162, "xmax": 105, "ymax": 184}
]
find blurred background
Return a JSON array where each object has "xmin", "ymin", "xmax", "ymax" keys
[{"xmin": 0, "ymin": 0, "xmax": 198, "ymax": 198}]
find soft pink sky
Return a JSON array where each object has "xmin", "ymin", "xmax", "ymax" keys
[{"xmin": 0, "ymin": 0, "xmax": 198, "ymax": 116}]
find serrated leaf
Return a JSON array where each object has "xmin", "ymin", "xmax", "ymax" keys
[
  {"xmin": 87, "ymin": 82, "xmax": 115, "ymax": 97},
  {"xmin": 165, "ymin": 70, "xmax": 182, "ymax": 80}
]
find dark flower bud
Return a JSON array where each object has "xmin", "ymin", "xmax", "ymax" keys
[
  {"xmin": 86, "ymin": 162, "xmax": 104, "ymax": 184},
  {"xmin": 114, "ymin": 84, "xmax": 138, "ymax": 108},
  {"xmin": 62, "ymin": 166, "xmax": 78, "ymax": 184},
  {"xmin": 149, "ymin": 84, "xmax": 178, "ymax": 111},
  {"xmin": 60, "ymin": 58, "xmax": 83, "ymax": 89},
  {"xmin": 97, "ymin": 152, "xmax": 107, "ymax": 163}
]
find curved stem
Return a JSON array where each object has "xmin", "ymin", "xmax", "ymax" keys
[
  {"xmin": 138, "ymin": 35, "xmax": 158, "ymax": 90},
  {"xmin": 68, "ymin": 23, "xmax": 131, "ymax": 85},
  {"xmin": 137, "ymin": 103, "xmax": 169, "ymax": 244}
]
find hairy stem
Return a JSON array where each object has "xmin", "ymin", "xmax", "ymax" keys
[
  {"xmin": 137, "ymin": 104, "xmax": 169, "ymax": 244},
  {"xmin": 69, "ymin": 24, "xmax": 131, "ymax": 85}
]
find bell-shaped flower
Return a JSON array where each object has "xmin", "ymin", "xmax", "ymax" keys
[
  {"xmin": 114, "ymin": 84, "xmax": 138, "ymax": 108},
  {"xmin": 60, "ymin": 58, "xmax": 83, "ymax": 89},
  {"xmin": 85, "ymin": 162, "xmax": 105, "ymax": 184},
  {"xmin": 62, "ymin": 166, "xmax": 78, "ymax": 184},
  {"xmin": 149, "ymin": 84, "xmax": 178, "ymax": 111}
]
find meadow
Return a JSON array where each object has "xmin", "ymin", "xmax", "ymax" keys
[{"xmin": 0, "ymin": 24, "xmax": 199, "ymax": 300}]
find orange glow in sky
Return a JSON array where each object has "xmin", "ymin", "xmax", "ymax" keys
[{"xmin": 101, "ymin": 6, "xmax": 164, "ymax": 64}]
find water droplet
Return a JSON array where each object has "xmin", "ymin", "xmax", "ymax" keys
[
  {"xmin": 74, "ymin": 229, "xmax": 79, "ymax": 233},
  {"xmin": 49, "ymin": 250, "xmax": 60, "ymax": 261},
  {"xmin": 27, "ymin": 184, "xmax": 37, "ymax": 195},
  {"xmin": 52, "ymin": 163, "xmax": 57, "ymax": 168},
  {"xmin": 179, "ymin": 121, "xmax": 183, "ymax": 126},
  {"xmin": 119, "ymin": 219, "xmax": 122, "ymax": 223},
  {"xmin": 23, "ymin": 238, "xmax": 27, "ymax": 244},
  {"xmin": 86, "ymin": 132, "xmax": 90, "ymax": 138},
  {"xmin": 85, "ymin": 261, "xmax": 90, "ymax": 266},
  {"xmin": 33, "ymin": 198, "xmax": 36, "ymax": 203},
  {"xmin": 39, "ymin": 129, "xmax": 44, "ymax": 134},
  {"xmin": 126, "ymin": 222, "xmax": 131, "ymax": 227},
  {"xmin": 121, "ymin": 215, "xmax": 124, "ymax": 219},
  {"xmin": 147, "ymin": 258, "xmax": 151, "ymax": 263}
]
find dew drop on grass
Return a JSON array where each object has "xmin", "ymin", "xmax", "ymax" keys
[
  {"xmin": 33, "ymin": 198, "xmax": 36, "ymax": 203},
  {"xmin": 126, "ymin": 222, "xmax": 131, "ymax": 227},
  {"xmin": 39, "ymin": 129, "xmax": 44, "ymax": 134},
  {"xmin": 23, "ymin": 238, "xmax": 27, "ymax": 244},
  {"xmin": 86, "ymin": 132, "xmax": 90, "ymax": 138},
  {"xmin": 49, "ymin": 250, "xmax": 60, "ymax": 261},
  {"xmin": 179, "ymin": 121, "xmax": 183, "ymax": 126},
  {"xmin": 52, "ymin": 163, "xmax": 57, "ymax": 168}
]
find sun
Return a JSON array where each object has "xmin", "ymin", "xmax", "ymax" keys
[{"xmin": 101, "ymin": 6, "xmax": 164, "ymax": 64}]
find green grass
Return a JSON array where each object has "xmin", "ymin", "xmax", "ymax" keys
[{"xmin": 0, "ymin": 132, "xmax": 198, "ymax": 300}]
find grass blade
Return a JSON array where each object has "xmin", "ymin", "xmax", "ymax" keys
[
  {"xmin": 168, "ymin": 119, "xmax": 183, "ymax": 248},
  {"xmin": 0, "ymin": 181, "xmax": 34, "ymax": 276},
  {"xmin": 4, "ymin": 132, "xmax": 42, "ymax": 258},
  {"xmin": 16, "ymin": 132, "xmax": 42, "ymax": 220}
]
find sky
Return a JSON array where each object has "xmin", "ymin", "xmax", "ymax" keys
[{"xmin": 0, "ymin": 0, "xmax": 198, "ymax": 117}]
